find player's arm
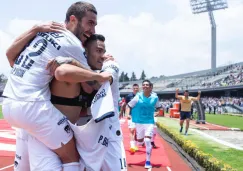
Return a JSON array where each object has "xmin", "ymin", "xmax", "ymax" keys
[
  {"xmin": 126, "ymin": 95, "xmax": 139, "ymax": 118},
  {"xmin": 192, "ymin": 91, "xmax": 201, "ymax": 101},
  {"xmin": 6, "ymin": 22, "xmax": 65, "ymax": 67},
  {"xmin": 54, "ymin": 64, "xmax": 111, "ymax": 83},
  {"xmin": 175, "ymin": 88, "xmax": 182, "ymax": 100}
]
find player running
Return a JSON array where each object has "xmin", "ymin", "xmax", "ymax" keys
[{"xmin": 127, "ymin": 80, "xmax": 162, "ymax": 169}]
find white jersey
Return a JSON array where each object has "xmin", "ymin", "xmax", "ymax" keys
[
  {"xmin": 101, "ymin": 60, "xmax": 122, "ymax": 141},
  {"xmin": 91, "ymin": 81, "xmax": 115, "ymax": 123},
  {"xmin": 3, "ymin": 30, "xmax": 89, "ymax": 101}
]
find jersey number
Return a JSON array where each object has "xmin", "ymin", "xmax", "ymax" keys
[
  {"xmin": 13, "ymin": 39, "xmax": 48, "ymax": 78},
  {"xmin": 119, "ymin": 158, "xmax": 126, "ymax": 169}
]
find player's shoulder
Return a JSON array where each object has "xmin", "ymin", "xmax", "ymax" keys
[{"xmin": 57, "ymin": 30, "xmax": 82, "ymax": 47}]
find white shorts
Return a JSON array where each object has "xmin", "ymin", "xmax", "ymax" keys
[
  {"xmin": 2, "ymin": 98, "xmax": 73, "ymax": 149},
  {"xmin": 14, "ymin": 129, "xmax": 62, "ymax": 171},
  {"xmin": 135, "ymin": 124, "xmax": 154, "ymax": 139},
  {"xmin": 14, "ymin": 129, "xmax": 30, "ymax": 171},
  {"xmin": 69, "ymin": 119, "xmax": 110, "ymax": 171},
  {"xmin": 101, "ymin": 140, "xmax": 127, "ymax": 171},
  {"xmin": 109, "ymin": 119, "xmax": 123, "ymax": 141},
  {"xmin": 128, "ymin": 120, "xmax": 136, "ymax": 129},
  {"xmin": 28, "ymin": 135, "xmax": 62, "ymax": 171}
]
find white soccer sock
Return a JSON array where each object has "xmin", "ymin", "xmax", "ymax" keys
[
  {"xmin": 152, "ymin": 127, "xmax": 157, "ymax": 142},
  {"xmin": 63, "ymin": 162, "xmax": 80, "ymax": 171},
  {"xmin": 130, "ymin": 140, "xmax": 135, "ymax": 148},
  {"xmin": 144, "ymin": 138, "xmax": 152, "ymax": 162}
]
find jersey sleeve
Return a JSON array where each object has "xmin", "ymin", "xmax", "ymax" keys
[
  {"xmin": 101, "ymin": 60, "xmax": 119, "ymax": 84},
  {"xmin": 128, "ymin": 95, "xmax": 139, "ymax": 108},
  {"xmin": 60, "ymin": 31, "xmax": 90, "ymax": 69}
]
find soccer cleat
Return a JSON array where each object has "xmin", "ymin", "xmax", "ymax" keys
[
  {"xmin": 144, "ymin": 161, "xmax": 152, "ymax": 169},
  {"xmin": 179, "ymin": 127, "xmax": 183, "ymax": 133},
  {"xmin": 129, "ymin": 147, "xmax": 136, "ymax": 153},
  {"xmin": 185, "ymin": 131, "xmax": 188, "ymax": 136},
  {"xmin": 151, "ymin": 142, "xmax": 157, "ymax": 149}
]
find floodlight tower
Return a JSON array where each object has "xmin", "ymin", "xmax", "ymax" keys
[{"xmin": 190, "ymin": 0, "xmax": 228, "ymax": 71}]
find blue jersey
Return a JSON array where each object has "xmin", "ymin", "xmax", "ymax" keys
[{"xmin": 128, "ymin": 92, "xmax": 160, "ymax": 124}]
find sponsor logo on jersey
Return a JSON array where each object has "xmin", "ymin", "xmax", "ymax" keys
[
  {"xmin": 92, "ymin": 89, "xmax": 106, "ymax": 104},
  {"xmin": 57, "ymin": 117, "xmax": 67, "ymax": 125},
  {"xmin": 102, "ymin": 64, "xmax": 119, "ymax": 73}
]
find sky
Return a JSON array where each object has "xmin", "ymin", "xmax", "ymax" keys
[{"xmin": 1, "ymin": 0, "xmax": 243, "ymax": 78}]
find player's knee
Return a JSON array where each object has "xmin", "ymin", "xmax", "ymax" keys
[
  {"xmin": 144, "ymin": 137, "xmax": 151, "ymax": 146},
  {"xmin": 54, "ymin": 138, "xmax": 80, "ymax": 163}
]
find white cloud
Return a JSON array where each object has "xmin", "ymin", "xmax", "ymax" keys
[
  {"xmin": 1, "ymin": 1, "xmax": 243, "ymax": 79},
  {"xmin": 0, "ymin": 19, "xmax": 42, "ymax": 76},
  {"xmin": 97, "ymin": 0, "xmax": 243, "ymax": 77}
]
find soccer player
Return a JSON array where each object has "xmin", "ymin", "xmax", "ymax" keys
[
  {"xmin": 127, "ymin": 80, "xmax": 162, "ymax": 169},
  {"xmin": 3, "ymin": 2, "xmax": 111, "ymax": 171},
  {"xmin": 66, "ymin": 37, "xmax": 127, "ymax": 170},
  {"xmin": 125, "ymin": 84, "xmax": 139, "ymax": 152},
  {"xmin": 175, "ymin": 89, "xmax": 201, "ymax": 135}
]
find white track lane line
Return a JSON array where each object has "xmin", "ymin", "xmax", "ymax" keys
[{"xmin": 0, "ymin": 164, "xmax": 14, "ymax": 171}]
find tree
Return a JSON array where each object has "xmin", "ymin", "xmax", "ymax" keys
[
  {"xmin": 124, "ymin": 73, "xmax": 130, "ymax": 82},
  {"xmin": 119, "ymin": 71, "xmax": 125, "ymax": 82},
  {"xmin": 130, "ymin": 72, "xmax": 137, "ymax": 81},
  {"xmin": 139, "ymin": 70, "xmax": 146, "ymax": 80}
]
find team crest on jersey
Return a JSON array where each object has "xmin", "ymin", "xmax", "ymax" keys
[{"xmin": 64, "ymin": 125, "xmax": 71, "ymax": 134}]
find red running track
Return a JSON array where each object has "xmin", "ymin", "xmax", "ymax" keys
[{"xmin": 0, "ymin": 119, "xmax": 192, "ymax": 171}]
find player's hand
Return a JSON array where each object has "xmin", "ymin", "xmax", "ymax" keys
[
  {"xmin": 96, "ymin": 72, "xmax": 112, "ymax": 82},
  {"xmin": 46, "ymin": 60, "xmax": 60, "ymax": 76},
  {"xmin": 103, "ymin": 54, "xmax": 114, "ymax": 62},
  {"xmin": 36, "ymin": 21, "xmax": 66, "ymax": 33},
  {"xmin": 198, "ymin": 90, "xmax": 201, "ymax": 94},
  {"xmin": 127, "ymin": 115, "xmax": 131, "ymax": 120},
  {"xmin": 176, "ymin": 88, "xmax": 179, "ymax": 92}
]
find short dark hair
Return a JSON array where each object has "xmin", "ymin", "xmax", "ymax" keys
[
  {"xmin": 65, "ymin": 1, "xmax": 97, "ymax": 23},
  {"xmin": 142, "ymin": 80, "xmax": 152, "ymax": 86},
  {"xmin": 184, "ymin": 90, "xmax": 189, "ymax": 93},
  {"xmin": 133, "ymin": 84, "xmax": 139, "ymax": 87},
  {"xmin": 83, "ymin": 34, "xmax": 105, "ymax": 47}
]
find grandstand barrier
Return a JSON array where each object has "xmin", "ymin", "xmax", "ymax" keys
[
  {"xmin": 173, "ymin": 102, "xmax": 180, "ymax": 110},
  {"xmin": 173, "ymin": 112, "xmax": 180, "ymax": 118},
  {"xmin": 169, "ymin": 108, "xmax": 179, "ymax": 118}
]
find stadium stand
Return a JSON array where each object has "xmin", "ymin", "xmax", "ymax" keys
[{"xmin": 120, "ymin": 62, "xmax": 243, "ymax": 113}]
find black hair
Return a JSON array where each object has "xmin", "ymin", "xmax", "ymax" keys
[
  {"xmin": 142, "ymin": 80, "xmax": 152, "ymax": 86},
  {"xmin": 83, "ymin": 34, "xmax": 105, "ymax": 47}
]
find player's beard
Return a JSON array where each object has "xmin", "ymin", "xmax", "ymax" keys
[{"xmin": 74, "ymin": 21, "xmax": 89, "ymax": 42}]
